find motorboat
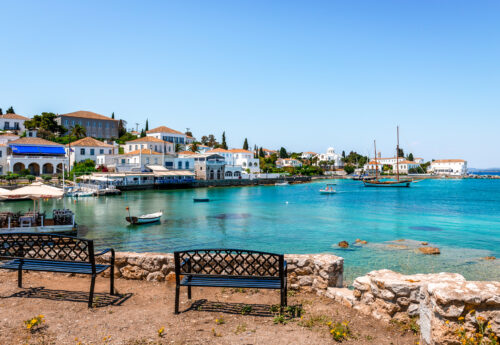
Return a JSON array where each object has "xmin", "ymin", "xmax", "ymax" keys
[
  {"xmin": 319, "ymin": 184, "xmax": 336, "ymax": 194},
  {"xmin": 275, "ymin": 181, "xmax": 289, "ymax": 186},
  {"xmin": 125, "ymin": 207, "xmax": 162, "ymax": 225},
  {"xmin": 193, "ymin": 198, "xmax": 210, "ymax": 202}
]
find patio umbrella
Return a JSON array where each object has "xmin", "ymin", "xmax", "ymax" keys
[{"xmin": 2, "ymin": 182, "xmax": 64, "ymax": 211}]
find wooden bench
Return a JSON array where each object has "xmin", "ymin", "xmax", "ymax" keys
[
  {"xmin": 0, "ymin": 233, "xmax": 115, "ymax": 307},
  {"xmin": 174, "ymin": 249, "xmax": 287, "ymax": 314}
]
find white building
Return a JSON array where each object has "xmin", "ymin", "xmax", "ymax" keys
[
  {"xmin": 276, "ymin": 158, "xmax": 303, "ymax": 168},
  {"xmin": 224, "ymin": 165, "xmax": 244, "ymax": 180},
  {"xmin": 67, "ymin": 137, "xmax": 118, "ymax": 167},
  {"xmin": 205, "ymin": 148, "xmax": 260, "ymax": 173},
  {"xmin": 364, "ymin": 158, "xmax": 421, "ymax": 174},
  {"xmin": 377, "ymin": 156, "xmax": 424, "ymax": 165},
  {"xmin": 146, "ymin": 126, "xmax": 188, "ymax": 146},
  {"xmin": 124, "ymin": 136, "xmax": 174, "ymax": 154},
  {"xmin": 6, "ymin": 137, "xmax": 67, "ymax": 175},
  {"xmin": 301, "ymin": 152, "xmax": 317, "ymax": 160},
  {"xmin": 364, "ymin": 160, "xmax": 382, "ymax": 174},
  {"xmin": 393, "ymin": 160, "xmax": 421, "ymax": 174},
  {"xmin": 316, "ymin": 147, "xmax": 343, "ymax": 168},
  {"xmin": 0, "ymin": 133, "xmax": 20, "ymax": 144},
  {"xmin": 0, "ymin": 113, "xmax": 30, "ymax": 133},
  {"xmin": 97, "ymin": 150, "xmax": 194, "ymax": 172},
  {"xmin": 429, "ymin": 159, "xmax": 467, "ymax": 176}
]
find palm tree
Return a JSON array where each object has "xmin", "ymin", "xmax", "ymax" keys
[
  {"xmin": 190, "ymin": 142, "xmax": 199, "ymax": 153},
  {"xmin": 70, "ymin": 124, "xmax": 86, "ymax": 139}
]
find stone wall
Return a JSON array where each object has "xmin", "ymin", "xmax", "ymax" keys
[
  {"xmin": 326, "ymin": 269, "xmax": 500, "ymax": 345},
  {"xmin": 97, "ymin": 252, "xmax": 344, "ymax": 293}
]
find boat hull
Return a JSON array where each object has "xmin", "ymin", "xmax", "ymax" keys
[
  {"xmin": 0, "ymin": 224, "xmax": 77, "ymax": 234},
  {"xmin": 126, "ymin": 216, "xmax": 162, "ymax": 225},
  {"xmin": 363, "ymin": 180, "xmax": 412, "ymax": 187}
]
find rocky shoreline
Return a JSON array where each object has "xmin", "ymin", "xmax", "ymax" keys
[{"xmin": 97, "ymin": 251, "xmax": 500, "ymax": 345}]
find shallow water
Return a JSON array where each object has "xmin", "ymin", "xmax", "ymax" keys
[{"xmin": 3, "ymin": 179, "xmax": 500, "ymax": 283}]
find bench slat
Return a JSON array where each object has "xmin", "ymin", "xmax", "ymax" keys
[
  {"xmin": 180, "ymin": 276, "xmax": 281, "ymax": 289},
  {"xmin": 0, "ymin": 259, "xmax": 110, "ymax": 274}
]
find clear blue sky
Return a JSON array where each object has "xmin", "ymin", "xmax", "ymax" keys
[{"xmin": 1, "ymin": 1, "xmax": 499, "ymax": 168}]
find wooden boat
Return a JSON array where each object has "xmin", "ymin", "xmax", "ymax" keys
[
  {"xmin": 364, "ymin": 127, "xmax": 414, "ymax": 188},
  {"xmin": 193, "ymin": 198, "xmax": 210, "ymax": 202},
  {"xmin": 125, "ymin": 207, "xmax": 162, "ymax": 224},
  {"xmin": 319, "ymin": 184, "xmax": 336, "ymax": 194}
]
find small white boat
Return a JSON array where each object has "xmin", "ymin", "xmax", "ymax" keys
[
  {"xmin": 275, "ymin": 181, "xmax": 289, "ymax": 186},
  {"xmin": 319, "ymin": 184, "xmax": 336, "ymax": 194},
  {"xmin": 126, "ymin": 207, "xmax": 162, "ymax": 225}
]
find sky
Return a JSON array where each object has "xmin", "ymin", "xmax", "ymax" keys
[{"xmin": 1, "ymin": 1, "xmax": 499, "ymax": 168}]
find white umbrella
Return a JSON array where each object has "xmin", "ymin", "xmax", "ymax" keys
[{"xmin": 2, "ymin": 182, "xmax": 64, "ymax": 211}]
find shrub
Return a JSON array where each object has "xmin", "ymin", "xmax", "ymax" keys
[{"xmin": 327, "ymin": 321, "xmax": 351, "ymax": 342}]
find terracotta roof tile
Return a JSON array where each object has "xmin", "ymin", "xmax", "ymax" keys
[
  {"xmin": 126, "ymin": 136, "xmax": 166, "ymax": 143},
  {"xmin": 8, "ymin": 137, "xmax": 64, "ymax": 146},
  {"xmin": 178, "ymin": 150, "xmax": 196, "ymax": 155},
  {"xmin": 206, "ymin": 148, "xmax": 230, "ymax": 153},
  {"xmin": 432, "ymin": 159, "xmax": 466, "ymax": 163},
  {"xmin": 59, "ymin": 111, "xmax": 117, "ymax": 121},
  {"xmin": 229, "ymin": 149, "xmax": 253, "ymax": 153},
  {"xmin": 67, "ymin": 137, "xmax": 113, "ymax": 147},
  {"xmin": 0, "ymin": 113, "xmax": 30, "ymax": 120},
  {"xmin": 146, "ymin": 126, "xmax": 184, "ymax": 135}
]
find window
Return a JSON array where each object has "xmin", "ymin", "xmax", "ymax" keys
[
  {"xmin": 72, "ymin": 120, "xmax": 75, "ymax": 126},
  {"xmin": 100, "ymin": 149, "xmax": 104, "ymax": 154},
  {"xmin": 80, "ymin": 148, "xmax": 85, "ymax": 155},
  {"xmin": 4, "ymin": 121, "xmax": 9, "ymax": 128},
  {"xmin": 90, "ymin": 149, "xmax": 95, "ymax": 155},
  {"xmin": 129, "ymin": 145, "xmax": 132, "ymax": 151},
  {"xmin": 178, "ymin": 161, "xmax": 182, "ymax": 169},
  {"xmin": 65, "ymin": 120, "xmax": 69, "ymax": 125},
  {"xmin": 109, "ymin": 149, "xmax": 112, "ymax": 154},
  {"xmin": 121, "ymin": 159, "xmax": 126, "ymax": 164},
  {"xmin": 98, "ymin": 122, "xmax": 102, "ymax": 128},
  {"xmin": 185, "ymin": 161, "xmax": 189, "ymax": 169},
  {"xmin": 106, "ymin": 122, "xmax": 109, "ymax": 128},
  {"xmin": 135, "ymin": 145, "xmax": 138, "ymax": 150},
  {"xmin": 154, "ymin": 158, "xmax": 158, "ymax": 164},
  {"xmin": 0, "ymin": 150, "xmax": 2, "ymax": 157},
  {"xmin": 146, "ymin": 157, "xmax": 150, "ymax": 164},
  {"xmin": 87, "ymin": 121, "xmax": 91, "ymax": 126},
  {"xmin": 165, "ymin": 162, "xmax": 173, "ymax": 167}
]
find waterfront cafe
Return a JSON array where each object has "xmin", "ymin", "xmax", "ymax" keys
[{"xmin": 80, "ymin": 170, "xmax": 195, "ymax": 189}]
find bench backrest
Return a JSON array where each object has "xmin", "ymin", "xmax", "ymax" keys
[
  {"xmin": 0, "ymin": 233, "xmax": 93, "ymax": 263},
  {"xmin": 174, "ymin": 249, "xmax": 284, "ymax": 278}
]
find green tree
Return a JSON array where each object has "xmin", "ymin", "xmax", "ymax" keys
[
  {"xmin": 185, "ymin": 130, "xmax": 193, "ymax": 137},
  {"xmin": 6, "ymin": 106, "xmax": 15, "ymax": 114},
  {"xmin": 111, "ymin": 112, "xmax": 115, "ymax": 119},
  {"xmin": 0, "ymin": 108, "xmax": 3, "ymax": 115},
  {"xmin": 344, "ymin": 165, "xmax": 355, "ymax": 174},
  {"xmin": 26, "ymin": 175, "xmax": 36, "ymax": 182},
  {"xmin": 279, "ymin": 147, "xmax": 288, "ymax": 158},
  {"xmin": 407, "ymin": 153, "xmax": 414, "ymax": 161},
  {"xmin": 140, "ymin": 129, "xmax": 146, "ymax": 137},
  {"xmin": 118, "ymin": 119, "xmax": 127, "ymax": 137},
  {"xmin": 70, "ymin": 124, "xmax": 86, "ymax": 139},
  {"xmin": 221, "ymin": 131, "xmax": 228, "ymax": 149},
  {"xmin": 259, "ymin": 147, "xmax": 265, "ymax": 158},
  {"xmin": 243, "ymin": 138, "xmax": 249, "ymax": 150},
  {"xmin": 70, "ymin": 159, "xmax": 97, "ymax": 180},
  {"xmin": 24, "ymin": 112, "xmax": 66, "ymax": 135},
  {"xmin": 145, "ymin": 119, "xmax": 149, "ymax": 131},
  {"xmin": 397, "ymin": 148, "xmax": 405, "ymax": 158},
  {"xmin": 190, "ymin": 142, "xmax": 199, "ymax": 153},
  {"xmin": 342, "ymin": 150, "xmax": 346, "ymax": 158},
  {"xmin": 175, "ymin": 143, "xmax": 182, "ymax": 152}
]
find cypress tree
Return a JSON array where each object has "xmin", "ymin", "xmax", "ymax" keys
[
  {"xmin": 0, "ymin": 108, "xmax": 3, "ymax": 115},
  {"xmin": 111, "ymin": 112, "xmax": 115, "ymax": 119},
  {"xmin": 243, "ymin": 138, "xmax": 249, "ymax": 150},
  {"xmin": 221, "ymin": 131, "xmax": 228, "ymax": 149},
  {"xmin": 145, "ymin": 119, "xmax": 149, "ymax": 131}
]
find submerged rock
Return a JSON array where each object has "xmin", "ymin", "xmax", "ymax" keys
[
  {"xmin": 481, "ymin": 256, "xmax": 496, "ymax": 260},
  {"xmin": 421, "ymin": 242, "xmax": 428, "ymax": 245},
  {"xmin": 418, "ymin": 247, "xmax": 440, "ymax": 255},
  {"xmin": 338, "ymin": 241, "xmax": 349, "ymax": 248}
]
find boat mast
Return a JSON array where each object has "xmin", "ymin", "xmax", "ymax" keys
[
  {"xmin": 374, "ymin": 140, "xmax": 378, "ymax": 180},
  {"xmin": 396, "ymin": 126, "xmax": 400, "ymax": 181}
]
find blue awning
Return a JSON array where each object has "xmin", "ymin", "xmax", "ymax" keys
[{"xmin": 11, "ymin": 145, "xmax": 66, "ymax": 155}]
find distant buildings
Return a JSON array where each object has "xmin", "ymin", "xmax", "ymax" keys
[
  {"xmin": 300, "ymin": 152, "xmax": 317, "ymax": 160},
  {"xmin": 0, "ymin": 113, "xmax": 30, "ymax": 133},
  {"xmin": 146, "ymin": 126, "xmax": 189, "ymax": 147},
  {"xmin": 429, "ymin": 159, "xmax": 467, "ymax": 176},
  {"xmin": 124, "ymin": 136, "xmax": 174, "ymax": 154},
  {"xmin": 6, "ymin": 137, "xmax": 66, "ymax": 175},
  {"xmin": 205, "ymin": 148, "xmax": 260, "ymax": 173},
  {"xmin": 276, "ymin": 158, "xmax": 303, "ymax": 168},
  {"xmin": 192, "ymin": 153, "xmax": 226, "ymax": 180},
  {"xmin": 57, "ymin": 111, "xmax": 119, "ymax": 139},
  {"xmin": 364, "ymin": 157, "xmax": 422, "ymax": 174},
  {"xmin": 316, "ymin": 148, "xmax": 343, "ymax": 168},
  {"xmin": 67, "ymin": 137, "xmax": 118, "ymax": 166}
]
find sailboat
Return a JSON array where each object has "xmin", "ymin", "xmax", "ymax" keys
[{"xmin": 363, "ymin": 126, "xmax": 414, "ymax": 188}]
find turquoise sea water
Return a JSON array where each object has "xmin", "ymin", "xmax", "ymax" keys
[{"xmin": 2, "ymin": 179, "xmax": 500, "ymax": 283}]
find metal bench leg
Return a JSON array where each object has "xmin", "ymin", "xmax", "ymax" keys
[
  {"xmin": 187, "ymin": 285, "xmax": 191, "ymax": 299},
  {"xmin": 18, "ymin": 268, "xmax": 22, "ymax": 288},
  {"xmin": 110, "ymin": 266, "xmax": 115, "ymax": 295},
  {"xmin": 174, "ymin": 285, "xmax": 180, "ymax": 314},
  {"xmin": 89, "ymin": 274, "xmax": 96, "ymax": 308}
]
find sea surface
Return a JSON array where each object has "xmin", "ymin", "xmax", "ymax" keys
[{"xmin": 3, "ymin": 179, "xmax": 500, "ymax": 284}]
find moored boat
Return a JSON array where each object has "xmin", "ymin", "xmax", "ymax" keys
[
  {"xmin": 193, "ymin": 198, "xmax": 210, "ymax": 202},
  {"xmin": 275, "ymin": 181, "xmax": 289, "ymax": 186},
  {"xmin": 125, "ymin": 207, "xmax": 162, "ymax": 224},
  {"xmin": 319, "ymin": 183, "xmax": 336, "ymax": 194}
]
